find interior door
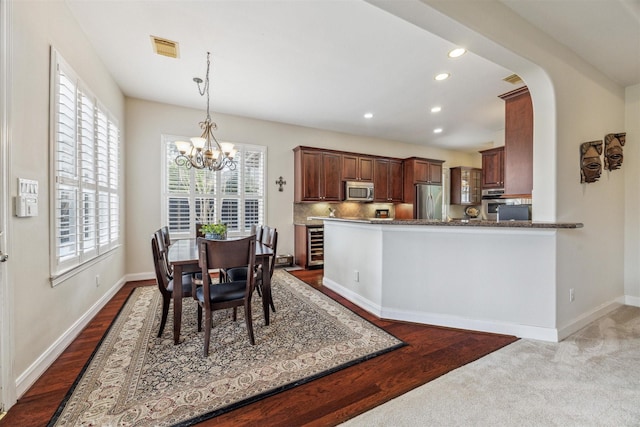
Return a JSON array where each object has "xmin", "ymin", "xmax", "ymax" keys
[{"xmin": 0, "ymin": 0, "xmax": 15, "ymax": 410}]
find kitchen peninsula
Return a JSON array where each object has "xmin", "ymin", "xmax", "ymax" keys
[{"xmin": 316, "ymin": 217, "xmax": 583, "ymax": 342}]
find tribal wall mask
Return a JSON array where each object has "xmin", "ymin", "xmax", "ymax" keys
[{"xmin": 580, "ymin": 140, "xmax": 603, "ymax": 183}]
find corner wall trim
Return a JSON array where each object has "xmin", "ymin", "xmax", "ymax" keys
[{"xmin": 14, "ymin": 276, "xmax": 126, "ymax": 398}]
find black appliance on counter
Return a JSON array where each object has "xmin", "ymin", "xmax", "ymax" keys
[{"xmin": 497, "ymin": 205, "xmax": 531, "ymax": 221}]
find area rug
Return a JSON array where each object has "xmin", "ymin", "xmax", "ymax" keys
[{"xmin": 49, "ymin": 270, "xmax": 404, "ymax": 426}]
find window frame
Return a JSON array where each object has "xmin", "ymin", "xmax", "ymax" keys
[
  {"xmin": 49, "ymin": 49, "xmax": 120, "ymax": 284},
  {"xmin": 161, "ymin": 134, "xmax": 266, "ymax": 239}
]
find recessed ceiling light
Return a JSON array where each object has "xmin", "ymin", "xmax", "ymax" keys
[
  {"xmin": 431, "ymin": 106, "xmax": 442, "ymax": 113},
  {"xmin": 433, "ymin": 128, "xmax": 443, "ymax": 134},
  {"xmin": 448, "ymin": 48, "xmax": 467, "ymax": 58},
  {"xmin": 364, "ymin": 112, "xmax": 373, "ymax": 119},
  {"xmin": 434, "ymin": 73, "xmax": 450, "ymax": 81}
]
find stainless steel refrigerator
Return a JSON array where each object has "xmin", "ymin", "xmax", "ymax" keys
[{"xmin": 416, "ymin": 184, "xmax": 443, "ymax": 220}]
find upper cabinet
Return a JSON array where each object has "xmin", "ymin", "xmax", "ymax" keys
[
  {"xmin": 373, "ymin": 158, "xmax": 403, "ymax": 202},
  {"xmin": 479, "ymin": 87, "xmax": 533, "ymax": 196},
  {"xmin": 402, "ymin": 157, "xmax": 444, "ymax": 203},
  {"xmin": 294, "ymin": 147, "xmax": 343, "ymax": 202},
  {"xmin": 480, "ymin": 147, "xmax": 504, "ymax": 189},
  {"xmin": 450, "ymin": 167, "xmax": 482, "ymax": 205},
  {"xmin": 499, "ymin": 87, "xmax": 533, "ymax": 196},
  {"xmin": 342, "ymin": 154, "xmax": 374, "ymax": 182},
  {"xmin": 293, "ymin": 147, "xmax": 443, "ymax": 204}
]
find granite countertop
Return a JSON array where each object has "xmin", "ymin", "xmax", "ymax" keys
[{"xmin": 307, "ymin": 216, "xmax": 583, "ymax": 229}]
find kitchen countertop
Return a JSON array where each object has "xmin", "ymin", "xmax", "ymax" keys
[{"xmin": 308, "ymin": 216, "xmax": 583, "ymax": 229}]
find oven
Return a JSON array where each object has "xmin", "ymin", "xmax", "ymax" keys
[{"xmin": 481, "ymin": 189, "xmax": 505, "ymax": 221}]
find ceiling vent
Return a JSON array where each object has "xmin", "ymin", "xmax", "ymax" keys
[
  {"xmin": 151, "ymin": 36, "xmax": 179, "ymax": 59},
  {"xmin": 503, "ymin": 74, "xmax": 523, "ymax": 85}
]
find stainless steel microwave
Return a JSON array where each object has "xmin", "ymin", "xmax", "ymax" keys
[{"xmin": 344, "ymin": 181, "xmax": 374, "ymax": 202}]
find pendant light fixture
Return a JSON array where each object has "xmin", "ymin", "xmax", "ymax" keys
[{"xmin": 174, "ymin": 52, "xmax": 236, "ymax": 171}]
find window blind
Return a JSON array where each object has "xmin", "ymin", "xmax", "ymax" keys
[
  {"xmin": 51, "ymin": 50, "xmax": 120, "ymax": 277},
  {"xmin": 162, "ymin": 136, "xmax": 266, "ymax": 237}
]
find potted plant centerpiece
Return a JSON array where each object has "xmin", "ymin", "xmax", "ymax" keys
[{"xmin": 200, "ymin": 223, "xmax": 227, "ymax": 240}]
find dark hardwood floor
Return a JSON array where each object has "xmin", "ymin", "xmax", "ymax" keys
[{"xmin": 1, "ymin": 269, "xmax": 517, "ymax": 426}]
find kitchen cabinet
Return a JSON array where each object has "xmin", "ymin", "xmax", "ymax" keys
[
  {"xmin": 294, "ymin": 147, "xmax": 342, "ymax": 202},
  {"xmin": 450, "ymin": 167, "xmax": 482, "ymax": 205},
  {"xmin": 373, "ymin": 158, "xmax": 403, "ymax": 202},
  {"xmin": 480, "ymin": 147, "xmax": 504, "ymax": 189},
  {"xmin": 500, "ymin": 87, "xmax": 533, "ymax": 195},
  {"xmin": 294, "ymin": 225, "xmax": 324, "ymax": 269},
  {"xmin": 342, "ymin": 154, "xmax": 374, "ymax": 182},
  {"xmin": 402, "ymin": 157, "xmax": 444, "ymax": 203}
]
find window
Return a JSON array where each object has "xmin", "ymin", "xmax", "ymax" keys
[
  {"xmin": 51, "ymin": 50, "xmax": 120, "ymax": 278},
  {"xmin": 162, "ymin": 135, "xmax": 265, "ymax": 237}
]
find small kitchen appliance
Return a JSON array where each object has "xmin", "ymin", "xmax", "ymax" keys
[{"xmin": 344, "ymin": 181, "xmax": 374, "ymax": 202}]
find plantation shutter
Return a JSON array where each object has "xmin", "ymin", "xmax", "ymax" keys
[
  {"xmin": 162, "ymin": 138, "xmax": 266, "ymax": 237},
  {"xmin": 51, "ymin": 50, "xmax": 121, "ymax": 280},
  {"xmin": 166, "ymin": 142, "xmax": 191, "ymax": 233},
  {"xmin": 243, "ymin": 149, "xmax": 264, "ymax": 231},
  {"xmin": 54, "ymin": 62, "xmax": 80, "ymax": 266}
]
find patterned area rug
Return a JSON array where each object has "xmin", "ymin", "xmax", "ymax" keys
[{"xmin": 49, "ymin": 270, "xmax": 404, "ymax": 426}]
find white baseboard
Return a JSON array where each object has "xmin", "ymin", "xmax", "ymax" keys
[
  {"xmin": 625, "ymin": 295, "xmax": 640, "ymax": 307},
  {"xmin": 556, "ymin": 299, "xmax": 623, "ymax": 341},
  {"xmin": 322, "ymin": 277, "xmax": 559, "ymax": 342},
  {"xmin": 125, "ymin": 271, "xmax": 154, "ymax": 282},
  {"xmin": 15, "ymin": 276, "xmax": 127, "ymax": 398},
  {"xmin": 323, "ymin": 277, "xmax": 383, "ymax": 317}
]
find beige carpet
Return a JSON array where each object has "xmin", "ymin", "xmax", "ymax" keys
[
  {"xmin": 342, "ymin": 305, "xmax": 640, "ymax": 426},
  {"xmin": 49, "ymin": 270, "xmax": 403, "ymax": 426}
]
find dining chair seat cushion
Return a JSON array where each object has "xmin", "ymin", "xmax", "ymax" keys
[
  {"xmin": 196, "ymin": 281, "xmax": 247, "ymax": 303},
  {"xmin": 166, "ymin": 274, "xmax": 194, "ymax": 294}
]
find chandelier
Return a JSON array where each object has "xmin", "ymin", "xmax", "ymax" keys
[{"xmin": 175, "ymin": 52, "xmax": 236, "ymax": 171}]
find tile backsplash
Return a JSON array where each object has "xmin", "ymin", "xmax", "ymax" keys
[{"xmin": 294, "ymin": 202, "xmax": 397, "ymax": 224}]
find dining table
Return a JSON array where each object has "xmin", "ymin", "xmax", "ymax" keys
[{"xmin": 167, "ymin": 237, "xmax": 274, "ymax": 345}]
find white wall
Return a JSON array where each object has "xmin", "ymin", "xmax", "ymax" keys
[
  {"xmin": 125, "ymin": 97, "xmax": 477, "ymax": 277},
  {"xmin": 9, "ymin": 1, "xmax": 126, "ymax": 394},
  {"xmin": 624, "ymin": 84, "xmax": 640, "ymax": 303}
]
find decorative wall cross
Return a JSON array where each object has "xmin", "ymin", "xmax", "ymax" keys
[{"xmin": 275, "ymin": 176, "xmax": 287, "ymax": 192}]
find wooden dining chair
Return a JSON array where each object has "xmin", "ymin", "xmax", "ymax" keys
[
  {"xmin": 160, "ymin": 225, "xmax": 171, "ymax": 247},
  {"xmin": 151, "ymin": 234, "xmax": 194, "ymax": 337},
  {"xmin": 195, "ymin": 235, "xmax": 257, "ymax": 356},
  {"xmin": 250, "ymin": 223, "xmax": 263, "ymax": 242},
  {"xmin": 154, "ymin": 229, "xmax": 174, "ymax": 279},
  {"xmin": 226, "ymin": 226, "xmax": 277, "ymax": 313}
]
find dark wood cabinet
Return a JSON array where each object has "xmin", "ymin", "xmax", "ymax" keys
[
  {"xmin": 500, "ymin": 87, "xmax": 533, "ymax": 196},
  {"xmin": 293, "ymin": 146, "xmax": 443, "ymax": 205},
  {"xmin": 294, "ymin": 147, "xmax": 342, "ymax": 202},
  {"xmin": 342, "ymin": 154, "xmax": 374, "ymax": 182},
  {"xmin": 480, "ymin": 147, "xmax": 504, "ymax": 189},
  {"xmin": 450, "ymin": 167, "xmax": 482, "ymax": 205},
  {"xmin": 294, "ymin": 225, "xmax": 323, "ymax": 269},
  {"xmin": 373, "ymin": 158, "xmax": 403, "ymax": 202},
  {"xmin": 402, "ymin": 157, "xmax": 444, "ymax": 203}
]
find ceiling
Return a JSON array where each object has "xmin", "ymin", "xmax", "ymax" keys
[{"xmin": 65, "ymin": 0, "xmax": 639, "ymax": 152}]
